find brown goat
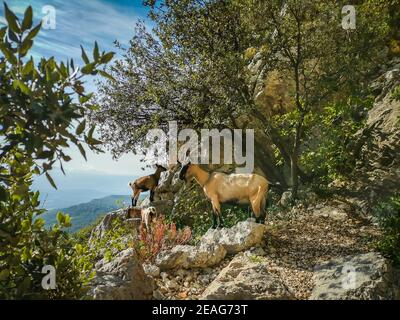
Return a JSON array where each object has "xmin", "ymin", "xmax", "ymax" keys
[
  {"xmin": 179, "ymin": 162, "xmax": 269, "ymax": 228},
  {"xmin": 129, "ymin": 164, "xmax": 167, "ymax": 206}
]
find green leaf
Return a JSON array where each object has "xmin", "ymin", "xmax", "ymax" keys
[
  {"xmin": 98, "ymin": 70, "xmax": 115, "ymax": 81},
  {"xmin": 7, "ymin": 29, "xmax": 19, "ymax": 42},
  {"xmin": 0, "ymin": 43, "xmax": 17, "ymax": 65},
  {"xmin": 80, "ymin": 45, "xmax": 90, "ymax": 64},
  {"xmin": 0, "ymin": 26, "xmax": 6, "ymax": 38},
  {"xmin": 88, "ymin": 137, "xmax": 102, "ymax": 145},
  {"xmin": 56, "ymin": 211, "xmax": 64, "ymax": 224},
  {"xmin": 0, "ymin": 186, "xmax": 7, "ymax": 201},
  {"xmin": 81, "ymin": 62, "xmax": 96, "ymax": 74},
  {"xmin": 79, "ymin": 93, "xmax": 93, "ymax": 104},
  {"xmin": 25, "ymin": 23, "xmax": 41, "ymax": 41},
  {"xmin": 13, "ymin": 80, "xmax": 31, "ymax": 95},
  {"xmin": 45, "ymin": 172, "xmax": 57, "ymax": 189},
  {"xmin": 75, "ymin": 119, "xmax": 86, "ymax": 135},
  {"xmin": 93, "ymin": 41, "xmax": 99, "ymax": 61},
  {"xmin": 77, "ymin": 143, "xmax": 87, "ymax": 160},
  {"xmin": 22, "ymin": 59, "xmax": 34, "ymax": 75},
  {"xmin": 100, "ymin": 52, "xmax": 115, "ymax": 64},
  {"xmin": 0, "ymin": 269, "xmax": 10, "ymax": 281},
  {"xmin": 19, "ymin": 39, "xmax": 33, "ymax": 57},
  {"xmin": 21, "ymin": 6, "xmax": 33, "ymax": 31},
  {"xmin": 4, "ymin": 3, "xmax": 21, "ymax": 33}
]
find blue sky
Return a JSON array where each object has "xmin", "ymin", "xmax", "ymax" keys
[{"xmin": 1, "ymin": 1, "xmax": 153, "ymax": 178}]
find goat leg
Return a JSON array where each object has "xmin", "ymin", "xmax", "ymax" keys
[
  {"xmin": 217, "ymin": 213, "xmax": 224, "ymax": 229},
  {"xmin": 150, "ymin": 190, "xmax": 155, "ymax": 202},
  {"xmin": 211, "ymin": 213, "xmax": 217, "ymax": 229}
]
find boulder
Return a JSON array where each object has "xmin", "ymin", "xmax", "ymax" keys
[
  {"xmin": 143, "ymin": 263, "xmax": 161, "ymax": 278},
  {"xmin": 90, "ymin": 248, "xmax": 154, "ymax": 300},
  {"xmin": 201, "ymin": 220, "xmax": 265, "ymax": 254},
  {"xmin": 310, "ymin": 252, "xmax": 400, "ymax": 300},
  {"xmin": 279, "ymin": 191, "xmax": 292, "ymax": 207},
  {"xmin": 201, "ymin": 253, "xmax": 292, "ymax": 300},
  {"xmin": 155, "ymin": 243, "xmax": 227, "ymax": 270}
]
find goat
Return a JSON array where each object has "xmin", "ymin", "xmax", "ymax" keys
[
  {"xmin": 128, "ymin": 164, "xmax": 167, "ymax": 206},
  {"xmin": 141, "ymin": 206, "xmax": 158, "ymax": 230},
  {"xmin": 179, "ymin": 162, "xmax": 269, "ymax": 228},
  {"xmin": 127, "ymin": 206, "xmax": 158, "ymax": 230}
]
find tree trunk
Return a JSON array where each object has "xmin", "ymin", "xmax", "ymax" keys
[{"xmin": 290, "ymin": 113, "xmax": 304, "ymax": 200}]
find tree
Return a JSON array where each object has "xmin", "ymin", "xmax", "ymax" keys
[
  {"xmin": 248, "ymin": 0, "xmax": 389, "ymax": 198},
  {"xmin": 93, "ymin": 0, "xmax": 289, "ymax": 184},
  {"xmin": 0, "ymin": 4, "xmax": 114, "ymax": 298},
  {"xmin": 93, "ymin": 0, "xmax": 390, "ymax": 196}
]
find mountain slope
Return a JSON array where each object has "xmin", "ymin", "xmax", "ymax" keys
[{"xmin": 41, "ymin": 195, "xmax": 135, "ymax": 233}]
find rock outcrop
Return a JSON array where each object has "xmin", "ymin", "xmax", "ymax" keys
[
  {"xmin": 201, "ymin": 220, "xmax": 265, "ymax": 254},
  {"xmin": 348, "ymin": 61, "xmax": 400, "ymax": 213},
  {"xmin": 90, "ymin": 248, "xmax": 154, "ymax": 300},
  {"xmin": 155, "ymin": 243, "xmax": 227, "ymax": 270},
  {"xmin": 154, "ymin": 220, "xmax": 266, "ymax": 271},
  {"xmin": 89, "ymin": 209, "xmax": 128, "ymax": 241},
  {"xmin": 310, "ymin": 252, "xmax": 400, "ymax": 300},
  {"xmin": 201, "ymin": 252, "xmax": 292, "ymax": 300}
]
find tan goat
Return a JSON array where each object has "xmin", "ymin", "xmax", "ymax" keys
[{"xmin": 179, "ymin": 162, "xmax": 269, "ymax": 228}]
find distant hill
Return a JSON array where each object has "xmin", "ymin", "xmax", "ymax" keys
[
  {"xmin": 33, "ymin": 170, "xmax": 137, "ymax": 210},
  {"xmin": 41, "ymin": 195, "xmax": 142, "ymax": 233}
]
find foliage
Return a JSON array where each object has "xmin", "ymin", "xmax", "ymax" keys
[
  {"xmin": 392, "ymin": 85, "xmax": 400, "ymax": 101},
  {"xmin": 135, "ymin": 215, "xmax": 192, "ymax": 262},
  {"xmin": 373, "ymin": 195, "xmax": 400, "ymax": 266},
  {"xmin": 72, "ymin": 214, "xmax": 106, "ymax": 244},
  {"xmin": 86, "ymin": 218, "xmax": 134, "ymax": 263},
  {"xmin": 94, "ymin": 0, "xmax": 391, "ymax": 192},
  {"xmin": 300, "ymin": 96, "xmax": 373, "ymax": 187},
  {"xmin": 0, "ymin": 4, "xmax": 114, "ymax": 190},
  {"xmin": 0, "ymin": 158, "xmax": 94, "ymax": 298},
  {"xmin": 0, "ymin": 4, "xmax": 113, "ymax": 299}
]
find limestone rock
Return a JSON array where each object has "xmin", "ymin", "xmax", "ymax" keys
[
  {"xmin": 90, "ymin": 248, "xmax": 154, "ymax": 300},
  {"xmin": 201, "ymin": 253, "xmax": 292, "ymax": 300},
  {"xmin": 279, "ymin": 191, "xmax": 292, "ymax": 207},
  {"xmin": 201, "ymin": 220, "xmax": 265, "ymax": 254},
  {"xmin": 143, "ymin": 263, "xmax": 161, "ymax": 278},
  {"xmin": 89, "ymin": 209, "xmax": 128, "ymax": 241},
  {"xmin": 310, "ymin": 252, "xmax": 400, "ymax": 300},
  {"xmin": 155, "ymin": 243, "xmax": 227, "ymax": 270}
]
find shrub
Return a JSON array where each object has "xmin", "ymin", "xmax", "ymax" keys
[
  {"xmin": 0, "ymin": 4, "xmax": 113, "ymax": 299},
  {"xmin": 0, "ymin": 166, "xmax": 94, "ymax": 299},
  {"xmin": 373, "ymin": 195, "xmax": 400, "ymax": 266},
  {"xmin": 300, "ymin": 96, "xmax": 373, "ymax": 189},
  {"xmin": 135, "ymin": 215, "xmax": 192, "ymax": 262},
  {"xmin": 86, "ymin": 218, "xmax": 135, "ymax": 263}
]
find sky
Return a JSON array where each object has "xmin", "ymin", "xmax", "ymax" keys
[{"xmin": 0, "ymin": 1, "xmax": 158, "ymax": 205}]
